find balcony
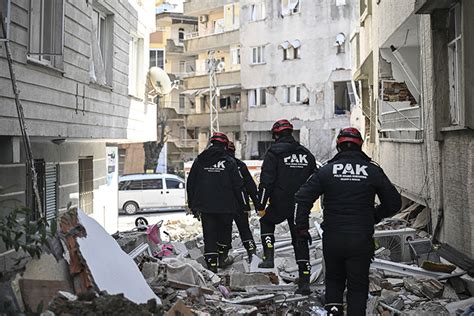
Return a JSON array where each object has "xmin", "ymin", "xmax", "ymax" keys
[
  {"xmin": 185, "ymin": 28, "xmax": 239, "ymax": 53},
  {"xmin": 186, "ymin": 110, "xmax": 242, "ymax": 128},
  {"xmin": 184, "ymin": 0, "xmax": 237, "ymax": 16},
  {"xmin": 184, "ymin": 70, "xmax": 240, "ymax": 90},
  {"xmin": 166, "ymin": 39, "xmax": 184, "ymax": 54}
]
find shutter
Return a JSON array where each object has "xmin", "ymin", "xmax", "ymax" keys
[
  {"xmin": 44, "ymin": 163, "xmax": 58, "ymax": 221},
  {"xmin": 0, "ymin": 0, "xmax": 11, "ymax": 41}
]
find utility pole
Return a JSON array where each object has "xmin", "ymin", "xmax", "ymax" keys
[{"xmin": 208, "ymin": 50, "xmax": 220, "ymax": 134}]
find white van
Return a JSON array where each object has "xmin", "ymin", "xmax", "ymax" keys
[{"xmin": 118, "ymin": 173, "xmax": 186, "ymax": 214}]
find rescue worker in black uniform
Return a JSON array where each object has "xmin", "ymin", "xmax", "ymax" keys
[
  {"xmin": 187, "ymin": 132, "xmax": 247, "ymax": 273},
  {"xmin": 257, "ymin": 119, "xmax": 317, "ymax": 294},
  {"xmin": 294, "ymin": 127, "xmax": 402, "ymax": 315},
  {"xmin": 226, "ymin": 141, "xmax": 261, "ymax": 262}
]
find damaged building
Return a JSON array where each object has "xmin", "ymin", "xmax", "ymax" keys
[
  {"xmin": 351, "ymin": 0, "xmax": 474, "ymax": 258},
  {"xmin": 240, "ymin": 0, "xmax": 359, "ymax": 161},
  {"xmin": 0, "ymin": 0, "xmax": 157, "ymax": 267}
]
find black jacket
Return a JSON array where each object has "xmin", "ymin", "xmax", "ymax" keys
[
  {"xmin": 294, "ymin": 150, "xmax": 402, "ymax": 234},
  {"xmin": 187, "ymin": 145, "xmax": 247, "ymax": 214},
  {"xmin": 258, "ymin": 136, "xmax": 317, "ymax": 216},
  {"xmin": 235, "ymin": 158, "xmax": 261, "ymax": 212}
]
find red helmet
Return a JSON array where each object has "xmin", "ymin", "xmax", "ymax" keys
[
  {"xmin": 271, "ymin": 119, "xmax": 293, "ymax": 134},
  {"xmin": 336, "ymin": 127, "xmax": 363, "ymax": 146},
  {"xmin": 227, "ymin": 141, "xmax": 236, "ymax": 153},
  {"xmin": 209, "ymin": 132, "xmax": 229, "ymax": 145}
]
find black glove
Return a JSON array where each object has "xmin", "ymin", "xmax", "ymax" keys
[
  {"xmin": 296, "ymin": 229, "xmax": 312, "ymax": 246},
  {"xmin": 192, "ymin": 209, "xmax": 201, "ymax": 221}
]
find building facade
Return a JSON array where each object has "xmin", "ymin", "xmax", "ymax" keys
[
  {"xmin": 0, "ymin": 0, "xmax": 156, "ymax": 238},
  {"xmin": 183, "ymin": 0, "xmax": 244, "ymax": 156},
  {"xmin": 351, "ymin": 0, "xmax": 474, "ymax": 257},
  {"xmin": 240, "ymin": 0, "xmax": 358, "ymax": 161}
]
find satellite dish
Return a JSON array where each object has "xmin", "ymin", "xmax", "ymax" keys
[{"xmin": 147, "ymin": 66, "xmax": 173, "ymax": 96}]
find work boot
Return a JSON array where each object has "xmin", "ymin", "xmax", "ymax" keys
[
  {"xmin": 258, "ymin": 235, "xmax": 275, "ymax": 269},
  {"xmin": 325, "ymin": 304, "xmax": 344, "ymax": 316},
  {"xmin": 217, "ymin": 244, "xmax": 234, "ymax": 269},
  {"xmin": 243, "ymin": 240, "xmax": 257, "ymax": 263},
  {"xmin": 295, "ymin": 261, "xmax": 311, "ymax": 295},
  {"xmin": 205, "ymin": 254, "xmax": 218, "ymax": 273}
]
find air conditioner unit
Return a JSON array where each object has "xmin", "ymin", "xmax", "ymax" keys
[
  {"xmin": 199, "ymin": 15, "xmax": 209, "ymax": 23},
  {"xmin": 0, "ymin": 0, "xmax": 11, "ymax": 41}
]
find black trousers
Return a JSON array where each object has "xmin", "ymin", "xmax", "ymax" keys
[
  {"xmin": 260, "ymin": 213, "xmax": 309, "ymax": 262},
  {"xmin": 323, "ymin": 231, "xmax": 374, "ymax": 316},
  {"xmin": 234, "ymin": 211, "xmax": 254, "ymax": 243},
  {"xmin": 201, "ymin": 213, "xmax": 234, "ymax": 255}
]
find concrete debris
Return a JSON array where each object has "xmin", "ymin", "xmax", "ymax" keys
[{"xmin": 6, "ymin": 208, "xmax": 472, "ymax": 315}]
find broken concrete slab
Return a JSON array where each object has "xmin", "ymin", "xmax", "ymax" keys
[
  {"xmin": 404, "ymin": 277, "xmax": 423, "ymax": 296},
  {"xmin": 62, "ymin": 208, "xmax": 159, "ymax": 304},
  {"xmin": 23, "ymin": 254, "xmax": 71, "ymax": 283},
  {"xmin": 165, "ymin": 299, "xmax": 193, "ymax": 316},
  {"xmin": 386, "ymin": 278, "xmax": 404, "ymax": 288},
  {"xmin": 229, "ymin": 272, "xmax": 273, "ymax": 290}
]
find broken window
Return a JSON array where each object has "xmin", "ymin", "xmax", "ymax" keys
[
  {"xmin": 249, "ymin": 3, "xmax": 265, "ymax": 21},
  {"xmin": 90, "ymin": 7, "xmax": 113, "ymax": 85},
  {"xmin": 252, "ymin": 46, "xmax": 265, "ymax": 64},
  {"xmin": 150, "ymin": 49, "xmax": 165, "ymax": 69},
  {"xmin": 379, "ymin": 80, "xmax": 422, "ymax": 140},
  {"xmin": 280, "ymin": 40, "xmax": 301, "ymax": 60},
  {"xmin": 28, "ymin": 0, "xmax": 64, "ymax": 67},
  {"xmin": 248, "ymin": 88, "xmax": 266, "ymax": 107},
  {"xmin": 334, "ymin": 81, "xmax": 353, "ymax": 115},
  {"xmin": 281, "ymin": 0, "xmax": 300, "ymax": 15},
  {"xmin": 447, "ymin": 3, "xmax": 462, "ymax": 126}
]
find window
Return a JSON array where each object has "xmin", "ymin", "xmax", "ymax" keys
[
  {"xmin": 166, "ymin": 178, "xmax": 184, "ymax": 189},
  {"xmin": 334, "ymin": 81, "xmax": 353, "ymax": 114},
  {"xmin": 28, "ymin": 0, "xmax": 64, "ymax": 67},
  {"xmin": 179, "ymin": 94, "xmax": 185, "ymax": 110},
  {"xmin": 150, "ymin": 49, "xmax": 165, "ymax": 69},
  {"xmin": 280, "ymin": 40, "xmax": 301, "ymax": 60},
  {"xmin": 448, "ymin": 3, "xmax": 462, "ymax": 126},
  {"xmin": 127, "ymin": 180, "xmax": 143, "ymax": 190},
  {"xmin": 284, "ymin": 85, "xmax": 305, "ymax": 104},
  {"xmin": 250, "ymin": 3, "xmax": 265, "ymax": 21},
  {"xmin": 296, "ymin": 86, "xmax": 301, "ymax": 102},
  {"xmin": 1, "ymin": 0, "xmax": 11, "ymax": 41},
  {"xmin": 281, "ymin": 0, "xmax": 300, "ymax": 15},
  {"xmin": 31, "ymin": 160, "xmax": 58, "ymax": 220},
  {"xmin": 90, "ymin": 7, "xmax": 112, "ymax": 85},
  {"xmin": 248, "ymin": 88, "xmax": 266, "ymax": 107},
  {"xmin": 129, "ymin": 37, "xmax": 144, "ymax": 97},
  {"xmin": 142, "ymin": 179, "xmax": 163, "ymax": 190},
  {"xmin": 258, "ymin": 141, "xmax": 273, "ymax": 159},
  {"xmin": 178, "ymin": 28, "xmax": 185, "ymax": 43},
  {"xmin": 79, "ymin": 158, "xmax": 94, "ymax": 215},
  {"xmin": 252, "ymin": 46, "xmax": 265, "ymax": 64},
  {"xmin": 231, "ymin": 47, "xmax": 241, "ymax": 65}
]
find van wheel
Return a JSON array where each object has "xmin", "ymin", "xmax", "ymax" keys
[{"xmin": 123, "ymin": 201, "xmax": 139, "ymax": 215}]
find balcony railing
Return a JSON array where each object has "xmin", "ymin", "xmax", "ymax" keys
[{"xmin": 185, "ymin": 24, "xmax": 239, "ymax": 40}]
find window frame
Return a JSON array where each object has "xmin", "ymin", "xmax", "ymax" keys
[
  {"xmin": 447, "ymin": 3, "xmax": 463, "ymax": 126},
  {"xmin": 251, "ymin": 46, "xmax": 265, "ymax": 65},
  {"xmin": 128, "ymin": 36, "xmax": 144, "ymax": 98},
  {"xmin": 142, "ymin": 178, "xmax": 163, "ymax": 190},
  {"xmin": 28, "ymin": 0, "xmax": 64, "ymax": 67},
  {"xmin": 149, "ymin": 48, "xmax": 165, "ymax": 69},
  {"xmin": 165, "ymin": 178, "xmax": 184, "ymax": 189},
  {"xmin": 248, "ymin": 88, "xmax": 266, "ymax": 107}
]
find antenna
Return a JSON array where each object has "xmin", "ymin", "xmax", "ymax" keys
[{"xmin": 208, "ymin": 50, "xmax": 220, "ymax": 134}]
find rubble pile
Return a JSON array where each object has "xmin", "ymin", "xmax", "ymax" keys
[{"xmin": 1, "ymin": 204, "xmax": 473, "ymax": 315}]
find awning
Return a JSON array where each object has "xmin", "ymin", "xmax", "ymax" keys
[
  {"xmin": 197, "ymin": 84, "xmax": 241, "ymax": 95},
  {"xmin": 181, "ymin": 89, "xmax": 200, "ymax": 96},
  {"xmin": 289, "ymin": 40, "xmax": 301, "ymax": 48},
  {"xmin": 279, "ymin": 41, "xmax": 290, "ymax": 49}
]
